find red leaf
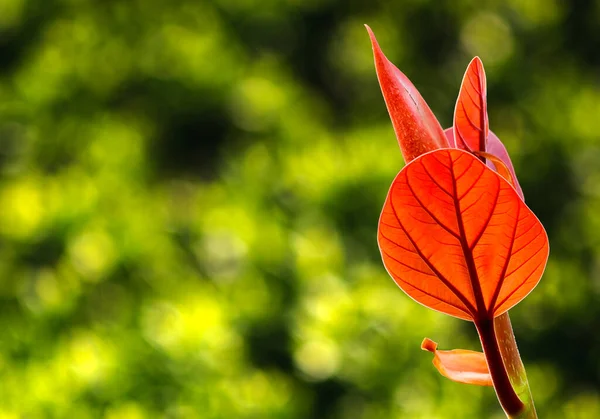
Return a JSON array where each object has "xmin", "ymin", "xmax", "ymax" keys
[
  {"xmin": 366, "ymin": 25, "xmax": 449, "ymax": 163},
  {"xmin": 421, "ymin": 338, "xmax": 492, "ymax": 386},
  {"xmin": 377, "ymin": 149, "xmax": 549, "ymax": 321},
  {"xmin": 453, "ymin": 57, "xmax": 488, "ymax": 153}
]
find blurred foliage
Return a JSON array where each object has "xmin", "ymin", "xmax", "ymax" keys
[{"xmin": 0, "ymin": 0, "xmax": 599, "ymax": 417}]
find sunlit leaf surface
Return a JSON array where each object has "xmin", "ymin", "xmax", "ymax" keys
[
  {"xmin": 453, "ymin": 57, "xmax": 489, "ymax": 153},
  {"xmin": 378, "ymin": 149, "xmax": 549, "ymax": 321}
]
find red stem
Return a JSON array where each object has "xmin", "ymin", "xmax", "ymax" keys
[{"xmin": 475, "ymin": 318, "xmax": 524, "ymax": 416}]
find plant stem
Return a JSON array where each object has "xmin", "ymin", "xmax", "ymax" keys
[
  {"xmin": 475, "ymin": 313, "xmax": 537, "ymax": 418},
  {"xmin": 475, "ymin": 317, "xmax": 524, "ymax": 416},
  {"xmin": 494, "ymin": 313, "xmax": 538, "ymax": 418}
]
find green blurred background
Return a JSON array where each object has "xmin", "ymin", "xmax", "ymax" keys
[{"xmin": 0, "ymin": 0, "xmax": 599, "ymax": 418}]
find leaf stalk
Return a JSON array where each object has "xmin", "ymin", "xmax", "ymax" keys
[{"xmin": 476, "ymin": 313, "xmax": 537, "ymax": 418}]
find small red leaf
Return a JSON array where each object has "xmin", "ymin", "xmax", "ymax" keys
[
  {"xmin": 486, "ymin": 132, "xmax": 525, "ymax": 200},
  {"xmin": 473, "ymin": 151, "xmax": 516, "ymax": 188},
  {"xmin": 421, "ymin": 338, "xmax": 492, "ymax": 386},
  {"xmin": 445, "ymin": 128, "xmax": 524, "ymax": 200},
  {"xmin": 378, "ymin": 149, "xmax": 549, "ymax": 321},
  {"xmin": 366, "ymin": 25, "xmax": 449, "ymax": 163},
  {"xmin": 453, "ymin": 57, "xmax": 488, "ymax": 153}
]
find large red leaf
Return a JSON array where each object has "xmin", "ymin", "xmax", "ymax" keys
[
  {"xmin": 366, "ymin": 25, "xmax": 449, "ymax": 163},
  {"xmin": 453, "ymin": 57, "xmax": 488, "ymax": 153},
  {"xmin": 377, "ymin": 148, "xmax": 548, "ymax": 321},
  {"xmin": 421, "ymin": 338, "xmax": 492, "ymax": 386}
]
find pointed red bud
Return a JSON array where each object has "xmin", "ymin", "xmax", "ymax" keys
[{"xmin": 366, "ymin": 25, "xmax": 449, "ymax": 163}]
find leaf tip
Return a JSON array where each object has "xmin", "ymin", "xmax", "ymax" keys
[
  {"xmin": 467, "ymin": 57, "xmax": 486, "ymax": 77},
  {"xmin": 365, "ymin": 25, "xmax": 384, "ymax": 62},
  {"xmin": 421, "ymin": 337, "xmax": 438, "ymax": 353},
  {"xmin": 470, "ymin": 56, "xmax": 484, "ymax": 67}
]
